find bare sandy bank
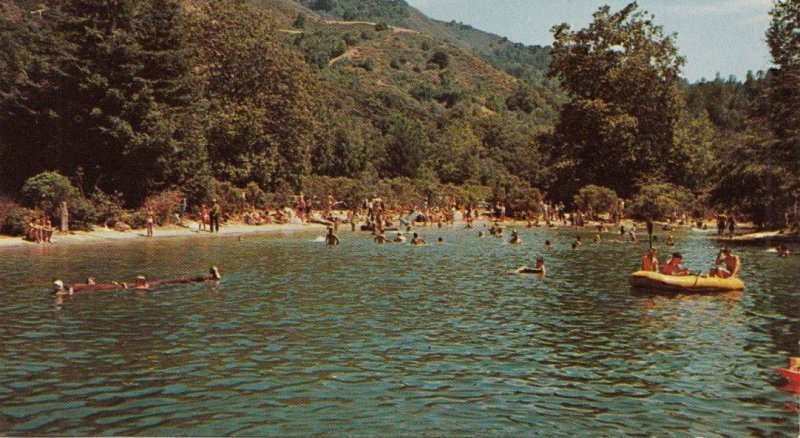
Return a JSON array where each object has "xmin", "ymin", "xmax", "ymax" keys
[{"xmin": 0, "ymin": 221, "xmax": 328, "ymax": 249}]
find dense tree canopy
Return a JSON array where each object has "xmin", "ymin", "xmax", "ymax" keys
[
  {"xmin": 548, "ymin": 2, "xmax": 700, "ymax": 198},
  {"xmin": 0, "ymin": 0, "xmax": 797, "ymax": 230}
]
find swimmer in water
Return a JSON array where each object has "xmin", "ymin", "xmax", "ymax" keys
[
  {"xmin": 478, "ymin": 231, "xmax": 485, "ymax": 238},
  {"xmin": 544, "ymin": 240, "xmax": 552, "ymax": 248},
  {"xmin": 515, "ymin": 257, "xmax": 546, "ymax": 276},
  {"xmin": 437, "ymin": 237, "xmax": 444, "ymax": 244},
  {"xmin": 374, "ymin": 231, "xmax": 389, "ymax": 244},
  {"xmin": 410, "ymin": 233, "xmax": 427, "ymax": 246},
  {"xmin": 594, "ymin": 234, "xmax": 602, "ymax": 243},
  {"xmin": 509, "ymin": 230, "xmax": 522, "ymax": 245},
  {"xmin": 394, "ymin": 232, "xmax": 406, "ymax": 243}
]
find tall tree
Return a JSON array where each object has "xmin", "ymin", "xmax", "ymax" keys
[
  {"xmin": 191, "ymin": 0, "xmax": 319, "ymax": 190},
  {"xmin": 0, "ymin": 0, "xmax": 206, "ymax": 204},
  {"xmin": 548, "ymin": 2, "xmax": 688, "ymax": 198},
  {"xmin": 765, "ymin": 0, "xmax": 800, "ymax": 225}
]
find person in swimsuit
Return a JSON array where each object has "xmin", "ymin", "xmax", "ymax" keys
[
  {"xmin": 662, "ymin": 252, "xmax": 690, "ymax": 276},
  {"xmin": 710, "ymin": 247, "xmax": 740, "ymax": 278},
  {"xmin": 410, "ymin": 233, "xmax": 427, "ymax": 246},
  {"xmin": 516, "ymin": 257, "xmax": 546, "ymax": 276},
  {"xmin": 641, "ymin": 248, "xmax": 659, "ymax": 272},
  {"xmin": 325, "ymin": 227, "xmax": 340, "ymax": 245},
  {"xmin": 374, "ymin": 231, "xmax": 389, "ymax": 244}
]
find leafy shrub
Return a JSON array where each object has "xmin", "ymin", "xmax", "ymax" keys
[
  {"xmin": 21, "ymin": 171, "xmax": 95, "ymax": 230},
  {"xmin": 374, "ymin": 22, "xmax": 389, "ymax": 31},
  {"xmin": 631, "ymin": 183, "xmax": 695, "ymax": 221},
  {"xmin": 428, "ymin": 50, "xmax": 450, "ymax": 69},
  {"xmin": 245, "ymin": 182, "xmax": 268, "ymax": 209},
  {"xmin": 120, "ymin": 210, "xmax": 148, "ymax": 229},
  {"xmin": 212, "ymin": 181, "xmax": 243, "ymax": 215},
  {"xmin": 182, "ymin": 175, "xmax": 217, "ymax": 208},
  {"xmin": 343, "ymin": 32, "xmax": 360, "ymax": 46},
  {"xmin": 293, "ymin": 13, "xmax": 307, "ymax": 29},
  {"xmin": 573, "ymin": 185, "xmax": 618, "ymax": 214},
  {"xmin": 506, "ymin": 184, "xmax": 543, "ymax": 216},
  {"xmin": 91, "ymin": 189, "xmax": 126, "ymax": 227},
  {"xmin": 355, "ymin": 58, "xmax": 374, "ymax": 71},
  {"xmin": 143, "ymin": 190, "xmax": 184, "ymax": 224},
  {"xmin": 0, "ymin": 197, "xmax": 33, "ymax": 236},
  {"xmin": 21, "ymin": 171, "xmax": 79, "ymax": 215}
]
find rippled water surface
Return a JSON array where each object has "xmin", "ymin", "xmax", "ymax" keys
[{"xmin": 1, "ymin": 226, "xmax": 799, "ymax": 436}]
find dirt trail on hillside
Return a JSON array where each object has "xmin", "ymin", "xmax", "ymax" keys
[
  {"xmin": 328, "ymin": 47, "xmax": 360, "ymax": 66},
  {"xmin": 318, "ymin": 18, "xmax": 419, "ymax": 34}
]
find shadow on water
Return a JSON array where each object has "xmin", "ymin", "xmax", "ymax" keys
[{"xmin": 0, "ymin": 226, "xmax": 799, "ymax": 435}]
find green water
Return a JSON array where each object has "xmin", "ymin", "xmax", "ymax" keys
[{"xmin": 1, "ymin": 226, "xmax": 798, "ymax": 436}]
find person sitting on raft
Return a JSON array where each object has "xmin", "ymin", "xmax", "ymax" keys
[
  {"xmin": 325, "ymin": 227, "xmax": 340, "ymax": 245},
  {"xmin": 662, "ymin": 252, "xmax": 690, "ymax": 276},
  {"xmin": 516, "ymin": 257, "xmax": 546, "ymax": 276},
  {"xmin": 709, "ymin": 247, "xmax": 740, "ymax": 278},
  {"xmin": 641, "ymin": 248, "xmax": 659, "ymax": 272},
  {"xmin": 509, "ymin": 230, "xmax": 522, "ymax": 245},
  {"xmin": 410, "ymin": 233, "xmax": 427, "ymax": 246}
]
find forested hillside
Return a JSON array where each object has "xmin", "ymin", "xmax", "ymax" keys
[{"xmin": 0, "ymin": 0, "xmax": 798, "ymax": 232}]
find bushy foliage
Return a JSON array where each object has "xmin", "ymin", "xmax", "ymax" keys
[
  {"xmin": 0, "ymin": 196, "xmax": 33, "ymax": 236},
  {"xmin": 143, "ymin": 189, "xmax": 184, "ymax": 225},
  {"xmin": 91, "ymin": 189, "xmax": 126, "ymax": 227},
  {"xmin": 245, "ymin": 182, "xmax": 268, "ymax": 210},
  {"xmin": 631, "ymin": 182, "xmax": 695, "ymax": 221},
  {"xmin": 428, "ymin": 50, "xmax": 450, "ymax": 69},
  {"xmin": 20, "ymin": 172, "xmax": 95, "ymax": 230},
  {"xmin": 573, "ymin": 185, "xmax": 618, "ymax": 214}
]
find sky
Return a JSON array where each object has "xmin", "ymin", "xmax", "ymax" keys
[{"xmin": 405, "ymin": 0, "xmax": 774, "ymax": 82}]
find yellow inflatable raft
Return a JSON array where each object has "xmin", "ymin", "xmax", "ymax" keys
[{"xmin": 628, "ymin": 271, "xmax": 745, "ymax": 293}]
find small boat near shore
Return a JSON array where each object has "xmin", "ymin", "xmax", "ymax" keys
[{"xmin": 629, "ymin": 270, "xmax": 744, "ymax": 294}]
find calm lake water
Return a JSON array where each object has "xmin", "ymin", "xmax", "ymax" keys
[{"xmin": 1, "ymin": 225, "xmax": 799, "ymax": 436}]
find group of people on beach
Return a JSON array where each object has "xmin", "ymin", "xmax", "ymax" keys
[
  {"xmin": 25, "ymin": 216, "xmax": 55, "ymax": 243},
  {"xmin": 641, "ymin": 246, "xmax": 741, "ymax": 278}
]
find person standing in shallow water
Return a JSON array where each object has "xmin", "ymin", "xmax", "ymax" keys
[
  {"xmin": 210, "ymin": 200, "xmax": 221, "ymax": 233},
  {"xmin": 325, "ymin": 227, "xmax": 340, "ymax": 245}
]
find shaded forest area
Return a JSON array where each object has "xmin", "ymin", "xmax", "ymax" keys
[{"xmin": 0, "ymin": 0, "xmax": 798, "ymax": 233}]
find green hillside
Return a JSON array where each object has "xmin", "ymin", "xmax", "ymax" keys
[{"xmin": 272, "ymin": 0, "xmax": 553, "ymax": 87}]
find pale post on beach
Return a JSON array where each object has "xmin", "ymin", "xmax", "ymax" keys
[
  {"xmin": 60, "ymin": 201, "xmax": 68, "ymax": 232},
  {"xmin": 1, "ymin": 0, "xmax": 799, "ymax": 436}
]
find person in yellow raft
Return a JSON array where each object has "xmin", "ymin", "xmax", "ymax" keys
[
  {"xmin": 641, "ymin": 248, "xmax": 659, "ymax": 272},
  {"xmin": 709, "ymin": 246, "xmax": 741, "ymax": 278},
  {"xmin": 662, "ymin": 252, "xmax": 690, "ymax": 276}
]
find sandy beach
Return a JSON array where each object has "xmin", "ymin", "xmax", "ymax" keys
[{"xmin": 0, "ymin": 221, "xmax": 328, "ymax": 249}]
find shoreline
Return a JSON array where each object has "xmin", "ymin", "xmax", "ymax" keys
[
  {"xmin": 0, "ymin": 218, "xmax": 783, "ymax": 250},
  {"xmin": 0, "ymin": 221, "xmax": 328, "ymax": 249}
]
